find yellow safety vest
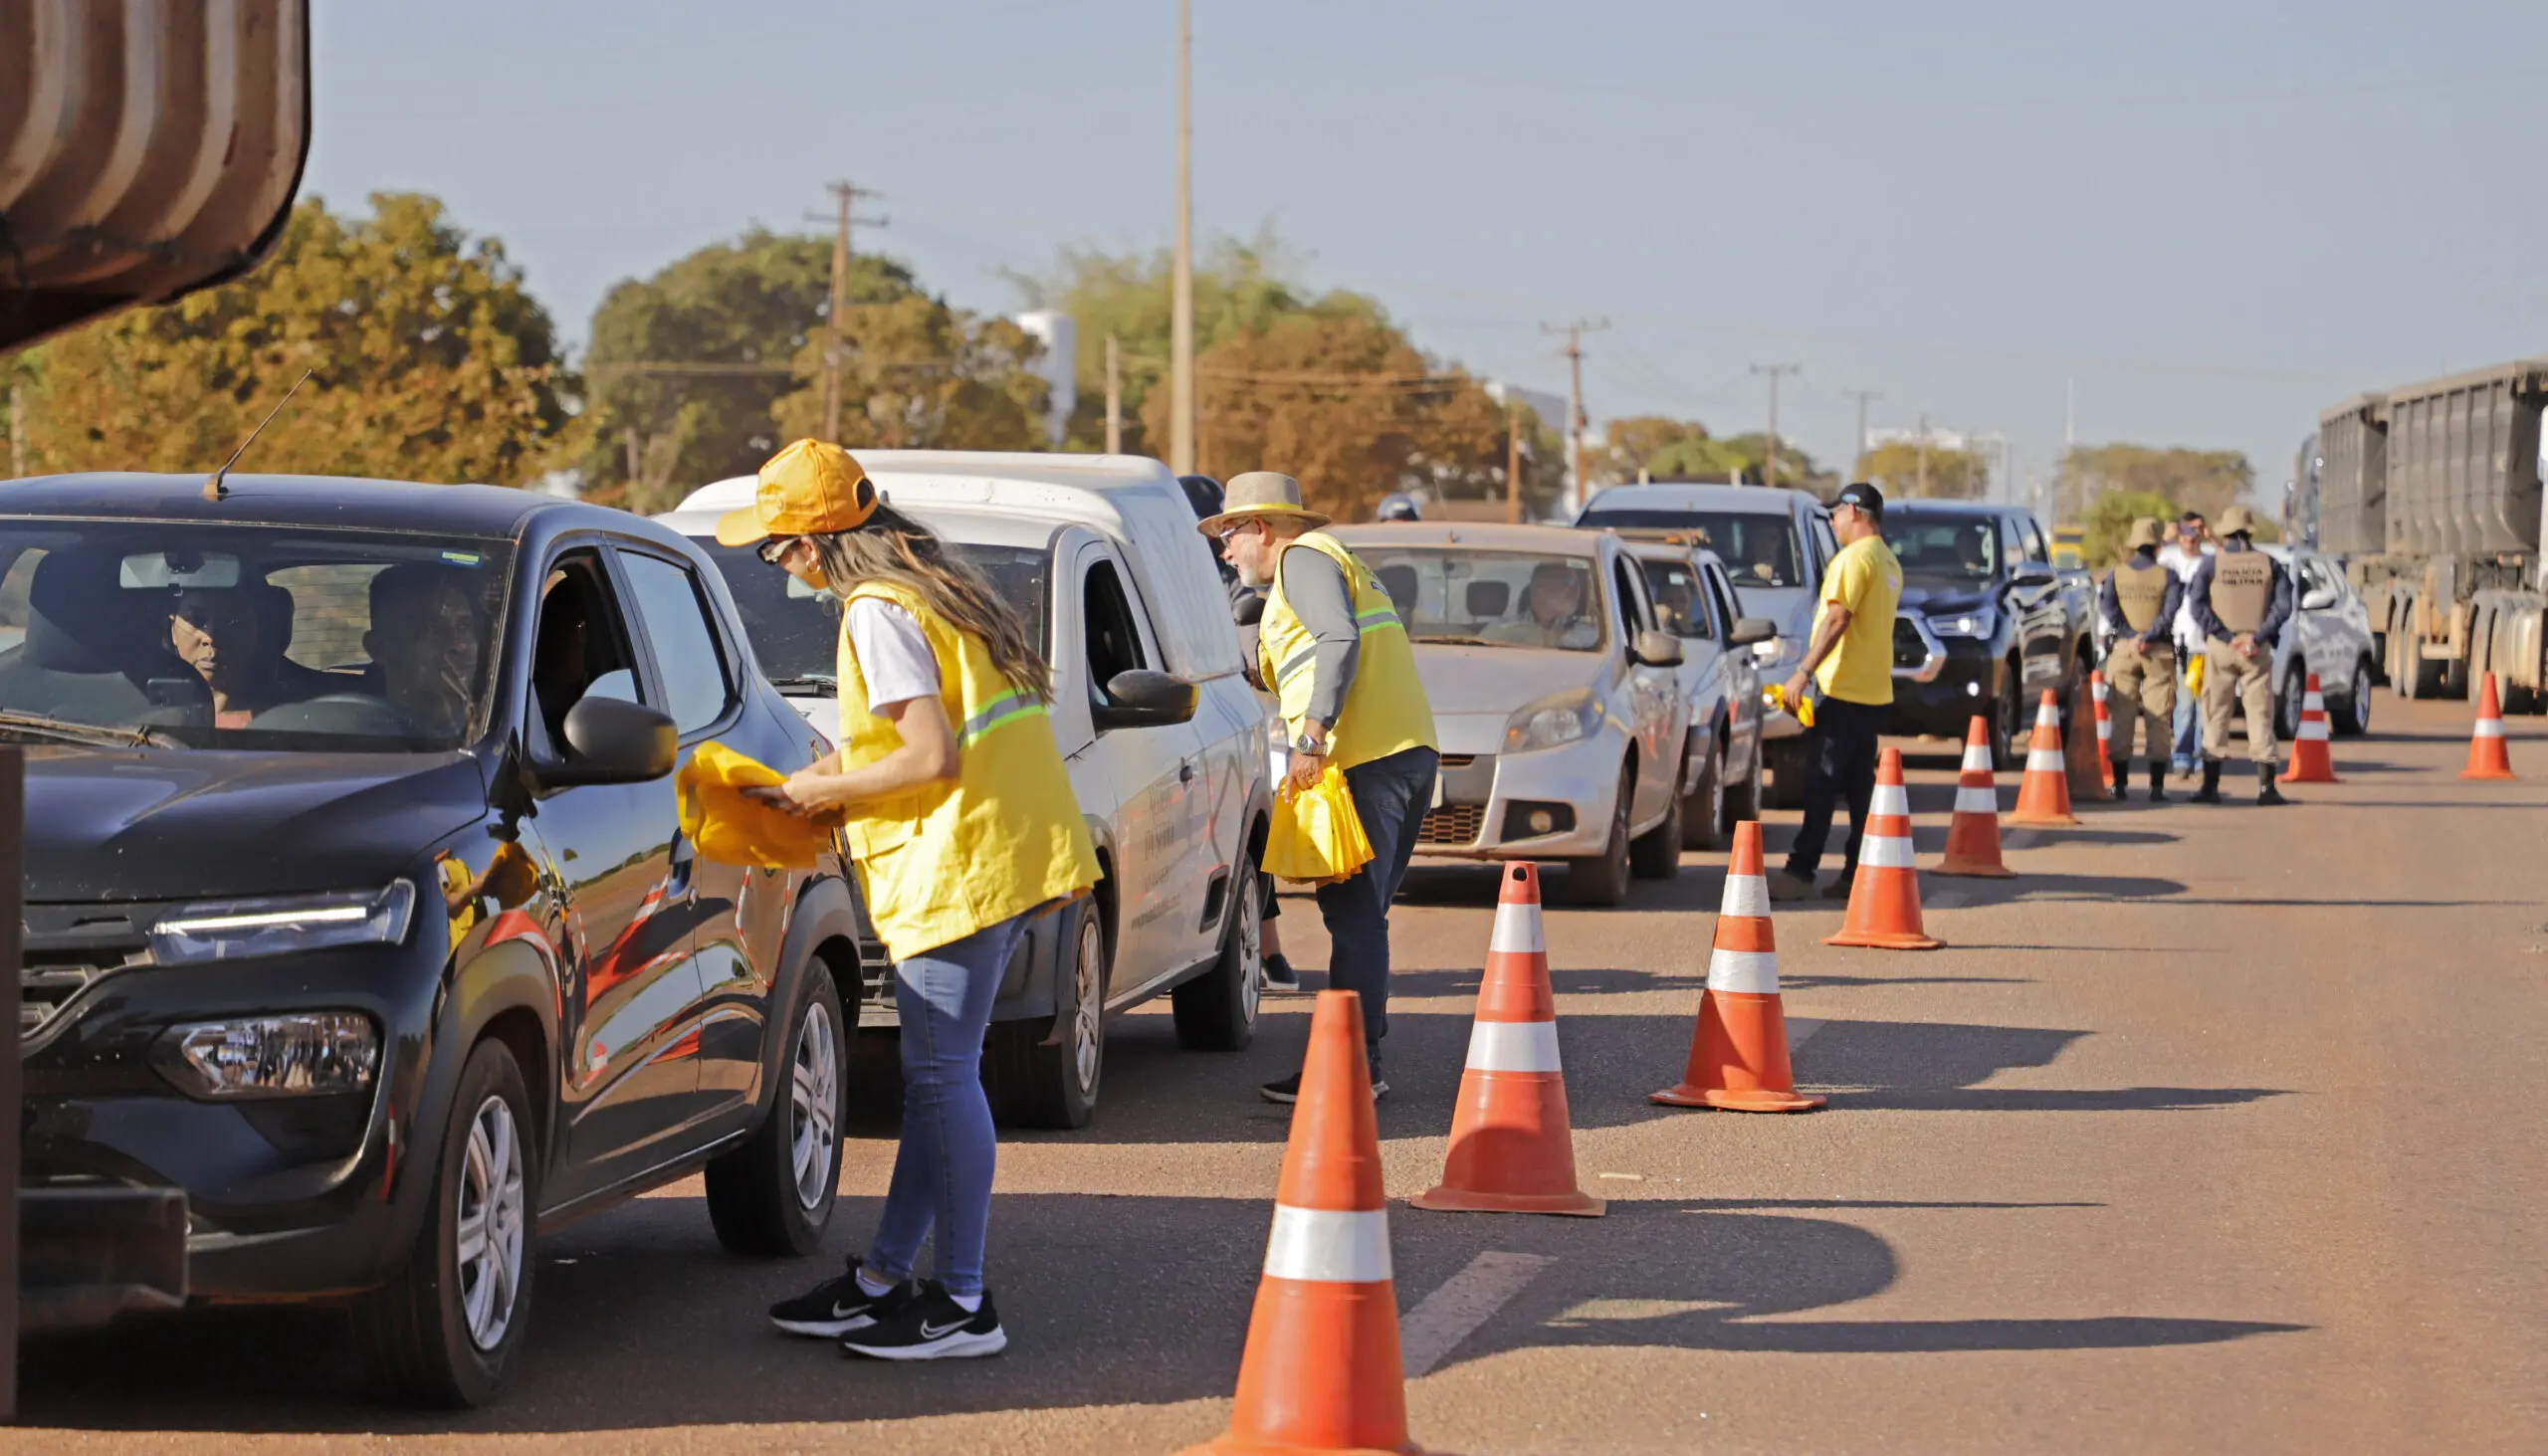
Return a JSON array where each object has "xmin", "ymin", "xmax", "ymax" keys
[
  {"xmin": 1257, "ymin": 531, "xmax": 1438, "ymax": 771},
  {"xmin": 834, "ymin": 582, "xmax": 1099, "ymax": 960}
]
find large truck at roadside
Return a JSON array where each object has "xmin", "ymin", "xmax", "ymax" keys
[{"xmin": 2307, "ymin": 361, "xmax": 2548, "ymax": 713}]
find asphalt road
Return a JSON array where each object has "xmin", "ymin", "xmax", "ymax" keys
[{"xmin": 13, "ymin": 699, "xmax": 2545, "ymax": 1454}]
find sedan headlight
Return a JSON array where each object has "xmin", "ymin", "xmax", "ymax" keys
[
  {"xmin": 1502, "ymin": 688, "xmax": 1604, "ymax": 754},
  {"xmin": 1929, "ymin": 611, "xmax": 1993, "ymax": 638},
  {"xmin": 150, "ymin": 882, "xmax": 417, "ymax": 965},
  {"xmin": 162, "ymin": 1012, "xmax": 380, "ymax": 1099}
]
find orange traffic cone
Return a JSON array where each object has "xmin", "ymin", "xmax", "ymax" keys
[
  {"xmin": 1186, "ymin": 990, "xmax": 1423, "ymax": 1456},
  {"xmin": 2283, "ymin": 672, "xmax": 2341, "ymax": 783},
  {"xmin": 1651, "ymin": 820, "xmax": 1825, "ymax": 1112},
  {"xmin": 2007, "ymin": 689, "xmax": 2081, "ymax": 826},
  {"xmin": 2463, "ymin": 672, "xmax": 2517, "ymax": 780},
  {"xmin": 1936, "ymin": 714, "xmax": 2017, "ymax": 878},
  {"xmin": 1825, "ymin": 747, "xmax": 1944, "ymax": 950},
  {"xmin": 2090, "ymin": 671, "xmax": 2116, "ymax": 791},
  {"xmin": 1411, "ymin": 863, "xmax": 1603, "ymax": 1217}
]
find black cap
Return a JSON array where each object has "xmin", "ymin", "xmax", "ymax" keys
[{"xmin": 1833, "ymin": 481, "xmax": 1885, "ymax": 519}]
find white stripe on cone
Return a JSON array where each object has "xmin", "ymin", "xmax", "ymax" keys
[
  {"xmin": 2303, "ymin": 692, "xmax": 2324, "ymax": 711},
  {"xmin": 2096, "ymin": 719, "xmax": 2111, "ymax": 741},
  {"xmin": 1860, "ymin": 834, "xmax": 1916, "ymax": 870},
  {"xmin": 2025, "ymin": 748, "xmax": 2065, "ymax": 772},
  {"xmin": 2034, "ymin": 704, "xmax": 2061, "ymax": 729},
  {"xmin": 1262, "ymin": 1205, "xmax": 1392, "ymax": 1283},
  {"xmin": 1464, "ymin": 1018, "xmax": 1563, "ymax": 1074},
  {"xmin": 2475, "ymin": 719, "xmax": 2506, "ymax": 737},
  {"xmin": 1961, "ymin": 744, "xmax": 1993, "ymax": 771},
  {"xmin": 1721, "ymin": 874, "xmax": 1769, "ymax": 919},
  {"xmin": 2299, "ymin": 720, "xmax": 2329, "ymax": 740},
  {"xmin": 1706, "ymin": 947, "xmax": 1781, "ymax": 995},
  {"xmin": 1954, "ymin": 785, "xmax": 2000, "ymax": 814},
  {"xmin": 1871, "ymin": 781, "xmax": 1910, "ymax": 817},
  {"xmin": 1488, "ymin": 901, "xmax": 1546, "ymax": 954}
]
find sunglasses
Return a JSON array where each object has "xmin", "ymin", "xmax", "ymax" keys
[{"xmin": 756, "ymin": 535, "xmax": 803, "ymax": 566}]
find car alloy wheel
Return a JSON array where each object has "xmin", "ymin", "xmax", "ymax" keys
[
  {"xmin": 1236, "ymin": 872, "xmax": 1263, "ymax": 1027},
  {"xmin": 456, "ymin": 1094, "xmax": 528, "ymax": 1353},
  {"xmin": 1071, "ymin": 913, "xmax": 1105, "ymax": 1098},
  {"xmin": 789, "ymin": 999, "xmax": 840, "ymax": 1212}
]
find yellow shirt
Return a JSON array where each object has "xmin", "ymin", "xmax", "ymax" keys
[{"xmin": 1815, "ymin": 533, "xmax": 1902, "ymax": 707}]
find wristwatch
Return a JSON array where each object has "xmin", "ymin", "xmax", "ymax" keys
[{"xmin": 1292, "ymin": 731, "xmax": 1327, "ymax": 755}]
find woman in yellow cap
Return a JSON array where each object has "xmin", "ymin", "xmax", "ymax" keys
[{"xmin": 732, "ymin": 439, "xmax": 1097, "ymax": 1360}]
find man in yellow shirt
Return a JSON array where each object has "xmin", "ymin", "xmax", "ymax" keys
[{"xmin": 1770, "ymin": 482, "xmax": 1903, "ymax": 902}]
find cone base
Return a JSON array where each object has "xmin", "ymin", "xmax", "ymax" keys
[
  {"xmin": 1932, "ymin": 858, "xmax": 2017, "ymax": 878},
  {"xmin": 1409, "ymin": 1186, "xmax": 1605, "ymax": 1217},
  {"xmin": 2461, "ymin": 765, "xmax": 2516, "ymax": 780},
  {"xmin": 1824, "ymin": 929, "xmax": 1944, "ymax": 950},
  {"xmin": 2281, "ymin": 768, "xmax": 2341, "ymax": 783},
  {"xmin": 1184, "ymin": 1438, "xmax": 1426, "ymax": 1456},
  {"xmin": 1649, "ymin": 1083, "xmax": 1826, "ymax": 1112},
  {"xmin": 2004, "ymin": 811, "xmax": 2080, "ymax": 827}
]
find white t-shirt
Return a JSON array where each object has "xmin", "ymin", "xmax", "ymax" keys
[
  {"xmin": 2156, "ymin": 542, "xmax": 2212, "ymax": 652},
  {"xmin": 842, "ymin": 599, "xmax": 942, "ymax": 711}
]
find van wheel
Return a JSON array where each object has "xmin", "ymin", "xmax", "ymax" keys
[
  {"xmin": 985, "ymin": 903, "xmax": 1106, "ymax": 1131},
  {"xmin": 1629, "ymin": 775, "xmax": 1682, "ymax": 881},
  {"xmin": 1172, "ymin": 867, "xmax": 1261, "ymax": 1051},
  {"xmin": 352, "ymin": 1039, "xmax": 537, "ymax": 1408},
  {"xmin": 1679, "ymin": 734, "xmax": 1725, "ymax": 850},
  {"xmin": 707, "ymin": 964, "xmax": 846, "ymax": 1257},
  {"xmin": 1559, "ymin": 763, "xmax": 1634, "ymax": 907}
]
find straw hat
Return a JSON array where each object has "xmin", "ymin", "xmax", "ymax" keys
[{"xmin": 1194, "ymin": 471, "xmax": 1329, "ymax": 536}]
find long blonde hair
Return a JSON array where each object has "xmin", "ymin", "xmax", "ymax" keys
[{"xmin": 812, "ymin": 504, "xmax": 1054, "ymax": 703}]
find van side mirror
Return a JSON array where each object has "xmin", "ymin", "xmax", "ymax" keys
[
  {"xmin": 1629, "ymin": 629, "xmax": 1684, "ymax": 668},
  {"xmin": 544, "ymin": 696, "xmax": 678, "ymax": 786},
  {"xmin": 1727, "ymin": 616, "xmax": 1779, "ymax": 648},
  {"xmin": 1094, "ymin": 669, "xmax": 1197, "ymax": 730}
]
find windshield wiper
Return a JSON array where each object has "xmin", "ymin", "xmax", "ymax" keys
[{"xmin": 0, "ymin": 711, "xmax": 179, "ymax": 749}]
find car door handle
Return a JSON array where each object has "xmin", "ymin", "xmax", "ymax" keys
[{"xmin": 1178, "ymin": 759, "xmax": 1197, "ymax": 783}]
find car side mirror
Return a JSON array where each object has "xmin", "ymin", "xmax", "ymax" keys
[
  {"xmin": 1727, "ymin": 615, "xmax": 1780, "ymax": 648},
  {"xmin": 1232, "ymin": 592, "xmax": 1265, "ymax": 627},
  {"xmin": 1751, "ymin": 636, "xmax": 1784, "ymax": 664},
  {"xmin": 1630, "ymin": 629, "xmax": 1684, "ymax": 668},
  {"xmin": 2010, "ymin": 561, "xmax": 2057, "ymax": 588},
  {"xmin": 2300, "ymin": 585, "xmax": 2336, "ymax": 611},
  {"xmin": 1094, "ymin": 669, "xmax": 1197, "ymax": 730},
  {"xmin": 544, "ymin": 696, "xmax": 678, "ymax": 787}
]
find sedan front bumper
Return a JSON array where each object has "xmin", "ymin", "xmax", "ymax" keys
[{"xmin": 1410, "ymin": 721, "xmax": 1627, "ymax": 862}]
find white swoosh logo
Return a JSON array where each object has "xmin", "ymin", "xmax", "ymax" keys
[{"xmin": 920, "ymin": 1318, "xmax": 969, "ymax": 1340}]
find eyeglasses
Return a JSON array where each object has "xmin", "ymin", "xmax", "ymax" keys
[
  {"xmin": 1213, "ymin": 521, "xmax": 1254, "ymax": 545},
  {"xmin": 756, "ymin": 536, "xmax": 802, "ymax": 566}
]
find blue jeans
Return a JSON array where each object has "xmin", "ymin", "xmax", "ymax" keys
[
  {"xmin": 2172, "ymin": 654, "xmax": 2201, "ymax": 768},
  {"xmin": 868, "ymin": 911, "xmax": 1029, "ymax": 1299},
  {"xmin": 1313, "ymin": 746, "xmax": 1438, "ymax": 1065}
]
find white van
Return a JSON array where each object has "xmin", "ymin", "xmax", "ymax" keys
[{"xmin": 661, "ymin": 452, "xmax": 1276, "ymax": 1130}]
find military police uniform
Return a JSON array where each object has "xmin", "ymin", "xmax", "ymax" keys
[
  {"xmin": 2188, "ymin": 505, "xmax": 2295, "ymax": 805},
  {"xmin": 2098, "ymin": 518, "xmax": 2183, "ymax": 800}
]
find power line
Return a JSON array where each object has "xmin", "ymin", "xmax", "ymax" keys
[
  {"xmin": 1750, "ymin": 364, "xmax": 1801, "ymax": 491},
  {"xmin": 1544, "ymin": 319, "xmax": 1610, "ymax": 516}
]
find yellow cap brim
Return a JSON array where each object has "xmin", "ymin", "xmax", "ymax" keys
[{"xmin": 715, "ymin": 506, "xmax": 773, "ymax": 547}]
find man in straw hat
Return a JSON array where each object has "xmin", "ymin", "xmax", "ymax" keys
[
  {"xmin": 1202, "ymin": 472, "xmax": 1438, "ymax": 1102},
  {"xmin": 2186, "ymin": 504, "xmax": 2294, "ymax": 805},
  {"xmin": 2098, "ymin": 517, "xmax": 2186, "ymax": 801}
]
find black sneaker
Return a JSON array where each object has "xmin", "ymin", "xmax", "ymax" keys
[
  {"xmin": 769, "ymin": 1256, "xmax": 907, "ymax": 1339},
  {"xmin": 1261, "ymin": 952, "xmax": 1303, "ymax": 994},
  {"xmin": 1258, "ymin": 1064, "xmax": 1388, "ymax": 1104},
  {"xmin": 840, "ymin": 1281, "xmax": 1006, "ymax": 1360}
]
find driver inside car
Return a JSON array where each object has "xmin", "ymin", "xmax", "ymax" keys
[
  {"xmin": 363, "ymin": 563, "xmax": 486, "ymax": 739},
  {"xmin": 1484, "ymin": 561, "xmax": 1599, "ymax": 649},
  {"xmin": 167, "ymin": 585, "xmax": 305, "ymax": 728}
]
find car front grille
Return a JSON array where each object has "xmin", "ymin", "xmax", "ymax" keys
[
  {"xmin": 1417, "ymin": 804, "xmax": 1485, "ymax": 847},
  {"xmin": 22, "ymin": 905, "xmax": 156, "ymax": 1042},
  {"xmin": 1892, "ymin": 618, "xmax": 1928, "ymax": 669}
]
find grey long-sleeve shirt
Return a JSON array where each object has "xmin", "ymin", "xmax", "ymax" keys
[{"xmin": 1274, "ymin": 545, "xmax": 1361, "ymax": 728}]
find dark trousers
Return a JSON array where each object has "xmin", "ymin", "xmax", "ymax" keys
[
  {"xmin": 1785, "ymin": 697, "xmax": 1885, "ymax": 880},
  {"xmin": 1313, "ymin": 745, "xmax": 1438, "ymax": 1063}
]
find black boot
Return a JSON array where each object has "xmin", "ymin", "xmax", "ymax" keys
[
  {"xmin": 2193, "ymin": 758, "xmax": 2224, "ymax": 804},
  {"xmin": 2256, "ymin": 762, "xmax": 2286, "ymax": 806},
  {"xmin": 2110, "ymin": 763, "xmax": 2130, "ymax": 801},
  {"xmin": 2146, "ymin": 763, "xmax": 2169, "ymax": 803}
]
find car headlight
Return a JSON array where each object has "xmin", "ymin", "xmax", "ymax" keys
[
  {"xmin": 1502, "ymin": 688, "xmax": 1604, "ymax": 753},
  {"xmin": 150, "ymin": 882, "xmax": 418, "ymax": 965},
  {"xmin": 1929, "ymin": 611, "xmax": 1992, "ymax": 638},
  {"xmin": 161, "ymin": 1012, "xmax": 380, "ymax": 1099}
]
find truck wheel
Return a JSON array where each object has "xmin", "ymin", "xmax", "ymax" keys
[
  {"xmin": 1763, "ymin": 737, "xmax": 1806, "ymax": 809},
  {"xmin": 2404, "ymin": 632, "xmax": 2443, "ymax": 700},
  {"xmin": 2331, "ymin": 655, "xmax": 2375, "ymax": 736},
  {"xmin": 706, "ymin": 962, "xmax": 846, "ymax": 1257},
  {"xmin": 1679, "ymin": 733, "xmax": 1726, "ymax": 851},
  {"xmin": 1172, "ymin": 866, "xmax": 1261, "ymax": 1051},
  {"xmin": 2442, "ymin": 645, "xmax": 2471, "ymax": 701},
  {"xmin": 352, "ymin": 1039, "xmax": 538, "ymax": 1408},
  {"xmin": 984, "ymin": 903, "xmax": 1106, "ymax": 1131},
  {"xmin": 1629, "ymin": 773, "xmax": 1683, "ymax": 881},
  {"xmin": 1558, "ymin": 763, "xmax": 1634, "ymax": 907}
]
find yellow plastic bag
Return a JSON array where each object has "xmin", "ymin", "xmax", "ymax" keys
[
  {"xmin": 1263, "ymin": 764, "xmax": 1376, "ymax": 887},
  {"xmin": 2187, "ymin": 651, "xmax": 2206, "ymax": 697},
  {"xmin": 677, "ymin": 740, "xmax": 845, "ymax": 870}
]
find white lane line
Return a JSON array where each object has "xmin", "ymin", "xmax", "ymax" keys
[{"xmin": 1399, "ymin": 1250, "xmax": 1555, "ymax": 1377}]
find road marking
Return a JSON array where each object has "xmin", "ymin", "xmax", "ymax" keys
[{"xmin": 1399, "ymin": 1250, "xmax": 1555, "ymax": 1377}]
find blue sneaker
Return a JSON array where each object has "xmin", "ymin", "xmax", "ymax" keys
[{"xmin": 1260, "ymin": 952, "xmax": 1303, "ymax": 994}]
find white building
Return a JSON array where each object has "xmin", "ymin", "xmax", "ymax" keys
[{"xmin": 1011, "ymin": 310, "xmax": 1078, "ymax": 449}]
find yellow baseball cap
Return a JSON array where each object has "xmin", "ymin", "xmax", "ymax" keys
[{"xmin": 715, "ymin": 439, "xmax": 879, "ymax": 546}]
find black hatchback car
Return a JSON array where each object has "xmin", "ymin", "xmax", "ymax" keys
[{"xmin": 11, "ymin": 475, "xmax": 863, "ymax": 1405}]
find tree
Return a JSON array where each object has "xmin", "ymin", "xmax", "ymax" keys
[
  {"xmin": 2082, "ymin": 489, "xmax": 2178, "ymax": 566},
  {"xmin": 1591, "ymin": 415, "xmax": 1824, "ymax": 491},
  {"xmin": 17, "ymin": 193, "xmax": 565, "ymax": 484},
  {"xmin": 768, "ymin": 295, "xmax": 1049, "ymax": 454},
  {"xmin": 2054, "ymin": 444, "xmax": 2252, "ymax": 528},
  {"xmin": 1863, "ymin": 441, "xmax": 1988, "ymax": 501}
]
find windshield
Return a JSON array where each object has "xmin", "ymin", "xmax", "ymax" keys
[
  {"xmin": 1883, "ymin": 514, "xmax": 2000, "ymax": 581},
  {"xmin": 702, "ymin": 540, "xmax": 1052, "ymax": 687},
  {"xmin": 1577, "ymin": 508, "xmax": 1803, "ymax": 588},
  {"xmin": 1359, "ymin": 548, "xmax": 1609, "ymax": 653},
  {"xmin": 0, "ymin": 520, "xmax": 513, "ymax": 750},
  {"xmin": 1637, "ymin": 557, "xmax": 1714, "ymax": 639}
]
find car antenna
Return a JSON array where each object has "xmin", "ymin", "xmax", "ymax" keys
[{"xmin": 203, "ymin": 368, "xmax": 315, "ymax": 503}]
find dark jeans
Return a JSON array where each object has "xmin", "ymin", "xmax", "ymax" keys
[
  {"xmin": 1313, "ymin": 745, "xmax": 1438, "ymax": 1063},
  {"xmin": 1785, "ymin": 697, "xmax": 1885, "ymax": 880}
]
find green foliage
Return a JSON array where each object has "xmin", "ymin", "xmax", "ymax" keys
[
  {"xmin": 2082, "ymin": 489, "xmax": 2178, "ymax": 566},
  {"xmin": 769, "ymin": 296, "xmax": 1049, "ymax": 454},
  {"xmin": 2056, "ymin": 444, "xmax": 2252, "ymax": 528},
  {"xmin": 1594, "ymin": 415, "xmax": 1823, "ymax": 491},
  {"xmin": 1863, "ymin": 441, "xmax": 1987, "ymax": 500},
  {"xmin": 19, "ymin": 193, "xmax": 565, "ymax": 484}
]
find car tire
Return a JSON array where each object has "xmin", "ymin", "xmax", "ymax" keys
[
  {"xmin": 1172, "ymin": 866, "xmax": 1261, "ymax": 1051},
  {"xmin": 706, "ymin": 963, "xmax": 847, "ymax": 1258},
  {"xmin": 2331, "ymin": 655, "xmax": 2374, "ymax": 736},
  {"xmin": 1629, "ymin": 774, "xmax": 1682, "ymax": 881},
  {"xmin": 1559, "ymin": 763, "xmax": 1634, "ymax": 907},
  {"xmin": 1763, "ymin": 737, "xmax": 1806, "ymax": 810},
  {"xmin": 1991, "ymin": 667, "xmax": 2022, "ymax": 768},
  {"xmin": 352, "ymin": 1038, "xmax": 538, "ymax": 1409},
  {"xmin": 2276, "ymin": 664, "xmax": 2305, "ymax": 741},
  {"xmin": 1679, "ymin": 734, "xmax": 1725, "ymax": 851},
  {"xmin": 984, "ymin": 901, "xmax": 1106, "ymax": 1131}
]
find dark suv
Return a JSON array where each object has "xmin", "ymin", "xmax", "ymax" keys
[
  {"xmin": 1880, "ymin": 501, "xmax": 2096, "ymax": 761},
  {"xmin": 12, "ymin": 475, "xmax": 862, "ymax": 1406}
]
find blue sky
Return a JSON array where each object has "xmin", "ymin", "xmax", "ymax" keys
[{"xmin": 306, "ymin": 1, "xmax": 2548, "ymax": 503}]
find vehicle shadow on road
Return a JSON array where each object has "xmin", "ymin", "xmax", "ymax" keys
[
  {"xmin": 1799, "ymin": 1020, "xmax": 2288, "ymax": 1115},
  {"xmin": 2002, "ymin": 826, "xmax": 2187, "ymax": 848}
]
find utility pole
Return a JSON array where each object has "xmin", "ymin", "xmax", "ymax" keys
[
  {"xmin": 6, "ymin": 382, "xmax": 24, "ymax": 478},
  {"xmin": 1842, "ymin": 388, "xmax": 1882, "ymax": 479},
  {"xmin": 1104, "ymin": 333, "xmax": 1123, "ymax": 455},
  {"xmin": 1544, "ymin": 318, "xmax": 1609, "ymax": 516},
  {"xmin": 819, "ymin": 179, "xmax": 886, "ymax": 445},
  {"xmin": 1504, "ymin": 398, "xmax": 1523, "ymax": 524},
  {"xmin": 1168, "ymin": 0, "xmax": 1196, "ymax": 474},
  {"xmin": 1751, "ymin": 363, "xmax": 1801, "ymax": 490},
  {"xmin": 1916, "ymin": 412, "xmax": 1930, "ymax": 498}
]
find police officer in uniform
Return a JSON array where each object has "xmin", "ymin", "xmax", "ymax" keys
[
  {"xmin": 2186, "ymin": 504, "xmax": 2294, "ymax": 805},
  {"xmin": 2098, "ymin": 517, "xmax": 2184, "ymax": 801}
]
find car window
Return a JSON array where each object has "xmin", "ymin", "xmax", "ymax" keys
[
  {"xmin": 530, "ymin": 550, "xmax": 647, "ymax": 757},
  {"xmin": 1610, "ymin": 556, "xmax": 1654, "ymax": 638},
  {"xmin": 1805, "ymin": 513, "xmax": 1838, "ymax": 579},
  {"xmin": 1884, "ymin": 514, "xmax": 2002, "ymax": 582},
  {"xmin": 2299, "ymin": 557, "xmax": 2338, "ymax": 597},
  {"xmin": 698, "ymin": 538, "xmax": 1050, "ymax": 692},
  {"xmin": 1083, "ymin": 555, "xmax": 1152, "ymax": 711},
  {"xmin": 2019, "ymin": 518, "xmax": 2050, "ymax": 563},
  {"xmin": 1703, "ymin": 563, "xmax": 1741, "ymax": 641},
  {"xmin": 1639, "ymin": 557, "xmax": 1714, "ymax": 639},
  {"xmin": 619, "ymin": 551, "xmax": 734, "ymax": 736},
  {"xmin": 1573, "ymin": 508, "xmax": 1805, "ymax": 589},
  {"xmin": 1347, "ymin": 547, "xmax": 1608, "ymax": 652}
]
